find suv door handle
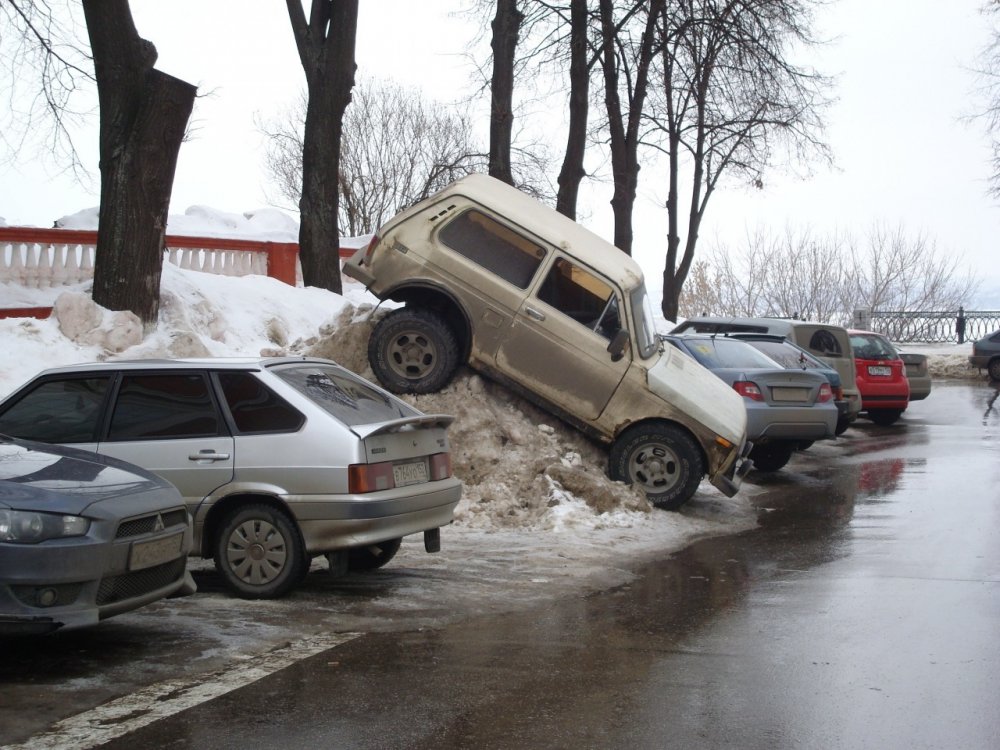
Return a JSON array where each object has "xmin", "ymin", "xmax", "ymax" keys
[
  {"xmin": 189, "ymin": 451, "xmax": 231, "ymax": 462},
  {"xmin": 525, "ymin": 306, "xmax": 546, "ymax": 322}
]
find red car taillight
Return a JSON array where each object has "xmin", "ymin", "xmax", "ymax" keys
[
  {"xmin": 349, "ymin": 461, "xmax": 395, "ymax": 493},
  {"xmin": 430, "ymin": 452, "xmax": 452, "ymax": 481},
  {"xmin": 733, "ymin": 381, "xmax": 764, "ymax": 401},
  {"xmin": 817, "ymin": 383, "xmax": 833, "ymax": 402},
  {"xmin": 348, "ymin": 453, "xmax": 452, "ymax": 494}
]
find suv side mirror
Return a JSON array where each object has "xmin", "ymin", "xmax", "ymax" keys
[{"xmin": 607, "ymin": 329, "xmax": 630, "ymax": 362}]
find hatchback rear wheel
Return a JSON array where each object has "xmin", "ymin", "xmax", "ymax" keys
[{"xmin": 214, "ymin": 504, "xmax": 305, "ymax": 599}]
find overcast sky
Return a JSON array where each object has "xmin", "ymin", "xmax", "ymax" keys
[{"xmin": 2, "ymin": 0, "xmax": 998, "ymax": 307}]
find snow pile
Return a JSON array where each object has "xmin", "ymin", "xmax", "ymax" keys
[{"xmin": 54, "ymin": 205, "xmax": 300, "ymax": 242}]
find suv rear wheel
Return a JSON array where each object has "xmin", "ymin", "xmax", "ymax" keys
[
  {"xmin": 609, "ymin": 422, "xmax": 703, "ymax": 510},
  {"xmin": 369, "ymin": 308, "xmax": 460, "ymax": 393},
  {"xmin": 214, "ymin": 504, "xmax": 305, "ymax": 599}
]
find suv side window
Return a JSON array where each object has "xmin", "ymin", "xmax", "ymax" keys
[
  {"xmin": 438, "ymin": 209, "xmax": 546, "ymax": 289},
  {"xmin": 217, "ymin": 371, "xmax": 304, "ymax": 434},
  {"xmin": 537, "ymin": 257, "xmax": 621, "ymax": 340},
  {"xmin": 809, "ymin": 330, "xmax": 843, "ymax": 356},
  {"xmin": 0, "ymin": 377, "xmax": 110, "ymax": 443},
  {"xmin": 108, "ymin": 374, "xmax": 223, "ymax": 440}
]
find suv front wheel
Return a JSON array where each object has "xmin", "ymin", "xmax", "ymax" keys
[
  {"xmin": 369, "ymin": 308, "xmax": 460, "ymax": 393},
  {"xmin": 609, "ymin": 422, "xmax": 704, "ymax": 510}
]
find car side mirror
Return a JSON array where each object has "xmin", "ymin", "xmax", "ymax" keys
[{"xmin": 607, "ymin": 329, "xmax": 630, "ymax": 362}]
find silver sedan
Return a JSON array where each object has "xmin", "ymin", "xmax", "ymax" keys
[{"xmin": 664, "ymin": 335, "xmax": 838, "ymax": 472}]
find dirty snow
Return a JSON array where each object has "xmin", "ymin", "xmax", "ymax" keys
[{"xmin": 0, "ymin": 205, "xmax": 991, "ymax": 569}]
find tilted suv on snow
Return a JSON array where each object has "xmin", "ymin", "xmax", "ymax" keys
[
  {"xmin": 0, "ymin": 357, "xmax": 462, "ymax": 599},
  {"xmin": 343, "ymin": 174, "xmax": 752, "ymax": 509}
]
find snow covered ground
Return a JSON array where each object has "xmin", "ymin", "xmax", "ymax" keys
[{"xmin": 0, "ymin": 206, "xmax": 989, "ymax": 576}]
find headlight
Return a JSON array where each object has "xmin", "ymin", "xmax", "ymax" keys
[{"xmin": 0, "ymin": 510, "xmax": 90, "ymax": 543}]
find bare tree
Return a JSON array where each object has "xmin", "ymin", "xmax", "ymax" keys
[
  {"xmin": 841, "ymin": 224, "xmax": 980, "ymax": 317},
  {"xmin": 974, "ymin": 1, "xmax": 1000, "ymax": 197},
  {"xmin": 648, "ymin": 0, "xmax": 832, "ymax": 321},
  {"xmin": 701, "ymin": 224, "xmax": 979, "ymax": 326},
  {"xmin": 488, "ymin": 0, "xmax": 523, "ymax": 185},
  {"xmin": 286, "ymin": 0, "xmax": 359, "ymax": 294},
  {"xmin": 83, "ymin": 1, "xmax": 195, "ymax": 324},
  {"xmin": 554, "ymin": 0, "xmax": 593, "ymax": 219},
  {"xmin": 261, "ymin": 79, "xmax": 486, "ymax": 236},
  {"xmin": 597, "ymin": 0, "xmax": 663, "ymax": 255},
  {"xmin": 0, "ymin": 0, "xmax": 92, "ymax": 173}
]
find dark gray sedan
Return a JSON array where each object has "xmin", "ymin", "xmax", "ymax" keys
[
  {"xmin": 663, "ymin": 334, "xmax": 838, "ymax": 472},
  {"xmin": 0, "ymin": 436, "xmax": 194, "ymax": 636},
  {"xmin": 969, "ymin": 329, "xmax": 1000, "ymax": 380}
]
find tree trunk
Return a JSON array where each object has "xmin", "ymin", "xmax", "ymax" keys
[
  {"xmin": 556, "ymin": 0, "xmax": 590, "ymax": 220},
  {"xmin": 287, "ymin": 0, "xmax": 359, "ymax": 293},
  {"xmin": 83, "ymin": 0, "xmax": 195, "ymax": 325},
  {"xmin": 598, "ymin": 0, "xmax": 662, "ymax": 255},
  {"xmin": 489, "ymin": 0, "xmax": 522, "ymax": 186}
]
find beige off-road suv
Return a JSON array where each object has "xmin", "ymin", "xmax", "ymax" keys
[{"xmin": 344, "ymin": 174, "xmax": 752, "ymax": 509}]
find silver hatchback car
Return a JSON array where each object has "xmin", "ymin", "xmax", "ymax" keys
[{"xmin": 0, "ymin": 358, "xmax": 462, "ymax": 599}]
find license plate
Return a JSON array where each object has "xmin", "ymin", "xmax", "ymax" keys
[
  {"xmin": 868, "ymin": 365, "xmax": 892, "ymax": 376},
  {"xmin": 771, "ymin": 387, "xmax": 809, "ymax": 402},
  {"xmin": 393, "ymin": 461, "xmax": 428, "ymax": 487},
  {"xmin": 130, "ymin": 532, "xmax": 184, "ymax": 571}
]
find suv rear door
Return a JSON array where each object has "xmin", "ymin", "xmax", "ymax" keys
[{"xmin": 496, "ymin": 255, "xmax": 631, "ymax": 420}]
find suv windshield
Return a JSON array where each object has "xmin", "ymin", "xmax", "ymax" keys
[
  {"xmin": 275, "ymin": 364, "xmax": 419, "ymax": 425},
  {"xmin": 629, "ymin": 285, "xmax": 660, "ymax": 360}
]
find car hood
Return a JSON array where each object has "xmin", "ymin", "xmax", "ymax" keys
[
  {"xmin": 0, "ymin": 440, "xmax": 170, "ymax": 515},
  {"xmin": 646, "ymin": 348, "xmax": 747, "ymax": 444}
]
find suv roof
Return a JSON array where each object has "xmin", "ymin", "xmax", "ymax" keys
[{"xmin": 384, "ymin": 173, "xmax": 646, "ymax": 291}]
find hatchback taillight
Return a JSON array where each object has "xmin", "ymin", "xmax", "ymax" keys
[
  {"xmin": 733, "ymin": 381, "xmax": 764, "ymax": 401},
  {"xmin": 817, "ymin": 383, "xmax": 833, "ymax": 402},
  {"xmin": 349, "ymin": 461, "xmax": 395, "ymax": 493},
  {"xmin": 430, "ymin": 452, "xmax": 452, "ymax": 481}
]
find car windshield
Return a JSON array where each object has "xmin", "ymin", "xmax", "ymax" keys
[
  {"xmin": 679, "ymin": 337, "xmax": 781, "ymax": 370},
  {"xmin": 629, "ymin": 285, "xmax": 660, "ymax": 360},
  {"xmin": 850, "ymin": 333, "xmax": 898, "ymax": 360},
  {"xmin": 275, "ymin": 364, "xmax": 420, "ymax": 426}
]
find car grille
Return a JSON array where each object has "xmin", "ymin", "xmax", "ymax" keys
[
  {"xmin": 96, "ymin": 558, "xmax": 186, "ymax": 605},
  {"xmin": 11, "ymin": 583, "xmax": 84, "ymax": 608},
  {"xmin": 115, "ymin": 509, "xmax": 188, "ymax": 539}
]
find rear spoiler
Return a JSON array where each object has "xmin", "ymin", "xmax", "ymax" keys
[{"xmin": 350, "ymin": 414, "xmax": 454, "ymax": 440}]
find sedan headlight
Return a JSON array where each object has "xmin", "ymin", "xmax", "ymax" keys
[{"xmin": 0, "ymin": 510, "xmax": 90, "ymax": 543}]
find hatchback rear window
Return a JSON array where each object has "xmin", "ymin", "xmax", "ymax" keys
[
  {"xmin": 217, "ymin": 372, "xmax": 304, "ymax": 434},
  {"xmin": 275, "ymin": 365, "xmax": 419, "ymax": 426}
]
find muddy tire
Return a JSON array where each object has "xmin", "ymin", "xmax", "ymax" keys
[
  {"xmin": 347, "ymin": 538, "xmax": 402, "ymax": 572},
  {"xmin": 988, "ymin": 357, "xmax": 1000, "ymax": 381},
  {"xmin": 214, "ymin": 504, "xmax": 305, "ymax": 600},
  {"xmin": 869, "ymin": 408, "xmax": 903, "ymax": 426},
  {"xmin": 609, "ymin": 422, "xmax": 704, "ymax": 510},
  {"xmin": 749, "ymin": 441, "xmax": 795, "ymax": 472},
  {"xmin": 369, "ymin": 308, "xmax": 460, "ymax": 394}
]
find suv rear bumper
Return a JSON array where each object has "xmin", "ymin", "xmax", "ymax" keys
[{"xmin": 709, "ymin": 440, "xmax": 754, "ymax": 498}]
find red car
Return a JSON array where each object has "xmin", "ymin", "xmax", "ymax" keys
[{"xmin": 848, "ymin": 330, "xmax": 910, "ymax": 425}]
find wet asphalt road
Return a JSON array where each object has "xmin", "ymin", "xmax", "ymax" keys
[{"xmin": 4, "ymin": 381, "xmax": 999, "ymax": 749}]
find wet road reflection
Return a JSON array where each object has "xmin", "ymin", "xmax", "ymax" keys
[{"xmin": 88, "ymin": 381, "xmax": 1000, "ymax": 750}]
